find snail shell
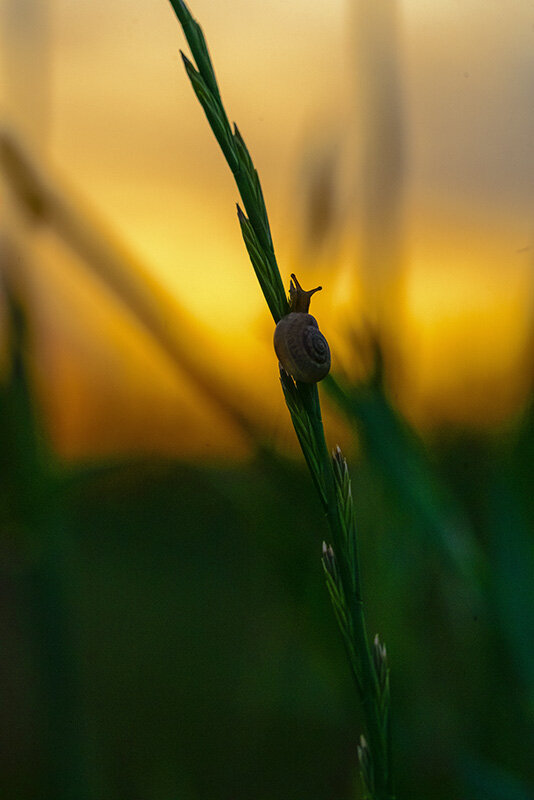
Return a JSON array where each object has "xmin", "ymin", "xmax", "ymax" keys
[{"xmin": 274, "ymin": 312, "xmax": 331, "ymax": 383}]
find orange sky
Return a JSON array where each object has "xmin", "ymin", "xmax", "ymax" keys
[{"xmin": 1, "ymin": 0, "xmax": 533, "ymax": 459}]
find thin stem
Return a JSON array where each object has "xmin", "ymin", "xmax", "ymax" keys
[
  {"xmin": 302, "ymin": 382, "xmax": 392, "ymax": 798},
  {"xmin": 167, "ymin": 2, "xmax": 395, "ymax": 795}
]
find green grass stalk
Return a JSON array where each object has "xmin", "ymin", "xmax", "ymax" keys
[
  {"xmin": 0, "ymin": 289, "xmax": 94, "ymax": 800},
  {"xmin": 167, "ymin": 2, "xmax": 395, "ymax": 796}
]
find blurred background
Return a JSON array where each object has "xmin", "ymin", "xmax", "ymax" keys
[{"xmin": 1, "ymin": 0, "xmax": 534, "ymax": 798}]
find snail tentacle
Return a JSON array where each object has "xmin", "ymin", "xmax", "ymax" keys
[{"xmin": 274, "ymin": 274, "xmax": 331, "ymax": 383}]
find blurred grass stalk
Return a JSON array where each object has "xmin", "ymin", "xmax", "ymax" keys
[
  {"xmin": 167, "ymin": 1, "xmax": 394, "ymax": 796},
  {"xmin": 0, "ymin": 4, "xmax": 93, "ymax": 798},
  {"xmin": 351, "ymin": 0, "xmax": 404, "ymax": 335},
  {"xmin": 0, "ymin": 286, "xmax": 94, "ymax": 800},
  {"xmin": 324, "ymin": 0, "xmax": 484, "ymax": 594},
  {"xmin": 326, "ymin": 368, "xmax": 484, "ymax": 588},
  {"xmin": 0, "ymin": 131, "xmax": 263, "ymax": 446},
  {"xmin": 0, "ymin": 0, "xmax": 284, "ymax": 452},
  {"xmin": 0, "ymin": 118, "xmax": 267, "ymax": 793}
]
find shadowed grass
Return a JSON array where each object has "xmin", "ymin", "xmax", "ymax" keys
[{"xmin": 0, "ymin": 286, "xmax": 95, "ymax": 800}]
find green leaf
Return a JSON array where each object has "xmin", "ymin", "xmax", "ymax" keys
[
  {"xmin": 237, "ymin": 205, "xmax": 287, "ymax": 322},
  {"xmin": 169, "ymin": 0, "xmax": 221, "ymax": 101},
  {"xmin": 180, "ymin": 53, "xmax": 238, "ymax": 172},
  {"xmin": 233, "ymin": 124, "xmax": 273, "ymax": 249}
]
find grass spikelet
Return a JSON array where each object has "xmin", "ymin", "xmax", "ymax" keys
[{"xmin": 167, "ymin": 2, "xmax": 395, "ymax": 795}]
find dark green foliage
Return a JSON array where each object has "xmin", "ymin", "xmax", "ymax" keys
[
  {"xmin": 1, "ymin": 316, "xmax": 534, "ymax": 798},
  {"xmin": 0, "ymin": 291, "xmax": 95, "ymax": 800},
  {"xmin": 326, "ymin": 373, "xmax": 483, "ymax": 586}
]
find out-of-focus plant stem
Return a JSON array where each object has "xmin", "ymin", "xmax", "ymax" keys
[
  {"xmin": 0, "ymin": 132, "xmax": 260, "ymax": 446},
  {"xmin": 326, "ymin": 371, "xmax": 485, "ymax": 589},
  {"xmin": 0, "ymin": 288, "xmax": 94, "ymax": 800}
]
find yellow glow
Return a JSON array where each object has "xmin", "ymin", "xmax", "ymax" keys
[
  {"xmin": 2, "ymin": 1, "xmax": 534, "ymax": 458},
  {"xmin": 401, "ymin": 220, "xmax": 533, "ymax": 427}
]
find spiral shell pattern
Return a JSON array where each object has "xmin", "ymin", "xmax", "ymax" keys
[{"xmin": 274, "ymin": 312, "xmax": 331, "ymax": 383}]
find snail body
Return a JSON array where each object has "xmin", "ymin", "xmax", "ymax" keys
[{"xmin": 274, "ymin": 274, "xmax": 330, "ymax": 383}]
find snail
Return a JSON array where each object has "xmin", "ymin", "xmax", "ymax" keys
[{"xmin": 274, "ymin": 273, "xmax": 331, "ymax": 383}]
